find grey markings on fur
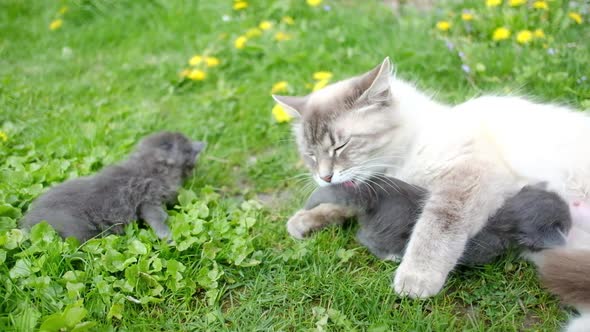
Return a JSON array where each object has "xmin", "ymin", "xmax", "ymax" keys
[
  {"xmin": 21, "ymin": 131, "xmax": 206, "ymax": 242},
  {"xmin": 304, "ymin": 178, "xmax": 571, "ymax": 265}
]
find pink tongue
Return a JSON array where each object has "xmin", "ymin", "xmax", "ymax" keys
[{"xmin": 343, "ymin": 181, "xmax": 355, "ymax": 188}]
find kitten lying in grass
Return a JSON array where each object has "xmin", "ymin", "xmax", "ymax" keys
[
  {"xmin": 295, "ymin": 177, "xmax": 571, "ymax": 265},
  {"xmin": 528, "ymin": 201, "xmax": 590, "ymax": 332},
  {"xmin": 21, "ymin": 132, "xmax": 205, "ymax": 242}
]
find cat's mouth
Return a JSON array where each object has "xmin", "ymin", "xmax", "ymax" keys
[{"xmin": 342, "ymin": 180, "xmax": 356, "ymax": 188}]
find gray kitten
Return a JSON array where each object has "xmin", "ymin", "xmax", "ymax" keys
[
  {"xmin": 304, "ymin": 177, "xmax": 571, "ymax": 265},
  {"xmin": 21, "ymin": 132, "xmax": 205, "ymax": 242}
]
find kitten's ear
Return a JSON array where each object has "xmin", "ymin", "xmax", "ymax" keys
[
  {"xmin": 357, "ymin": 57, "xmax": 393, "ymax": 103},
  {"xmin": 272, "ymin": 95, "xmax": 308, "ymax": 118},
  {"xmin": 192, "ymin": 141, "xmax": 206, "ymax": 154}
]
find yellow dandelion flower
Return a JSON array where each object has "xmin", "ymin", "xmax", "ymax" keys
[
  {"xmin": 516, "ymin": 30, "xmax": 533, "ymax": 44},
  {"xmin": 49, "ymin": 19, "xmax": 63, "ymax": 31},
  {"xmin": 187, "ymin": 69, "xmax": 206, "ymax": 81},
  {"xmin": 508, "ymin": 0, "xmax": 526, "ymax": 6},
  {"xmin": 272, "ymin": 104, "xmax": 292, "ymax": 123},
  {"xmin": 282, "ymin": 16, "xmax": 295, "ymax": 25},
  {"xmin": 233, "ymin": 1, "xmax": 248, "ymax": 10},
  {"xmin": 246, "ymin": 28, "xmax": 262, "ymax": 38},
  {"xmin": 492, "ymin": 27, "xmax": 511, "ymax": 41},
  {"xmin": 274, "ymin": 31, "xmax": 292, "ymax": 41},
  {"xmin": 259, "ymin": 21, "xmax": 273, "ymax": 31},
  {"xmin": 189, "ymin": 55, "xmax": 202, "ymax": 66},
  {"xmin": 271, "ymin": 81, "xmax": 289, "ymax": 94},
  {"xmin": 0, "ymin": 131, "xmax": 7, "ymax": 142},
  {"xmin": 436, "ymin": 21, "xmax": 451, "ymax": 31},
  {"xmin": 533, "ymin": 29, "xmax": 545, "ymax": 38},
  {"xmin": 313, "ymin": 71, "xmax": 333, "ymax": 81},
  {"xmin": 461, "ymin": 12, "xmax": 474, "ymax": 21},
  {"xmin": 569, "ymin": 12, "xmax": 583, "ymax": 24},
  {"xmin": 313, "ymin": 79, "xmax": 330, "ymax": 91},
  {"xmin": 486, "ymin": 0, "xmax": 502, "ymax": 7},
  {"xmin": 234, "ymin": 36, "xmax": 248, "ymax": 49},
  {"xmin": 533, "ymin": 1, "xmax": 548, "ymax": 9},
  {"xmin": 307, "ymin": 0, "xmax": 322, "ymax": 7},
  {"xmin": 205, "ymin": 56, "xmax": 220, "ymax": 67},
  {"xmin": 59, "ymin": 6, "xmax": 68, "ymax": 15},
  {"xmin": 180, "ymin": 69, "xmax": 191, "ymax": 78}
]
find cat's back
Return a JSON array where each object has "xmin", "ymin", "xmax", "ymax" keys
[
  {"xmin": 22, "ymin": 166, "xmax": 143, "ymax": 231},
  {"xmin": 454, "ymin": 96, "xmax": 590, "ymax": 196}
]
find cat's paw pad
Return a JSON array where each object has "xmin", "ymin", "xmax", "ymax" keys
[
  {"xmin": 286, "ymin": 210, "xmax": 314, "ymax": 239},
  {"xmin": 392, "ymin": 263, "xmax": 446, "ymax": 299}
]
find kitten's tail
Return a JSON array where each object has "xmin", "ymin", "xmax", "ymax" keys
[{"xmin": 535, "ymin": 248, "xmax": 590, "ymax": 332}]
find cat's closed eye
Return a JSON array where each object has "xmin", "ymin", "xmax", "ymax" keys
[
  {"xmin": 334, "ymin": 138, "xmax": 351, "ymax": 153},
  {"xmin": 306, "ymin": 152, "xmax": 317, "ymax": 162}
]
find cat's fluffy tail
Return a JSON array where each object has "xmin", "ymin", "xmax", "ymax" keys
[{"xmin": 535, "ymin": 248, "xmax": 590, "ymax": 332}]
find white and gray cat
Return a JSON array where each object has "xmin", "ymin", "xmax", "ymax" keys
[
  {"xmin": 274, "ymin": 57, "xmax": 590, "ymax": 298},
  {"xmin": 299, "ymin": 177, "xmax": 571, "ymax": 265},
  {"xmin": 21, "ymin": 131, "xmax": 205, "ymax": 242}
]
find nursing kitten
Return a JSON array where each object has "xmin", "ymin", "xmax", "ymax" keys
[
  {"xmin": 21, "ymin": 132, "xmax": 205, "ymax": 242},
  {"xmin": 528, "ymin": 202, "xmax": 590, "ymax": 332},
  {"xmin": 299, "ymin": 178, "xmax": 571, "ymax": 265},
  {"xmin": 274, "ymin": 57, "xmax": 590, "ymax": 298}
]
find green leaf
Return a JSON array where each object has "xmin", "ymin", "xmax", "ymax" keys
[
  {"xmin": 71, "ymin": 321, "xmax": 98, "ymax": 332},
  {"xmin": 66, "ymin": 282, "xmax": 85, "ymax": 296},
  {"xmin": 0, "ymin": 204, "xmax": 21, "ymax": 219},
  {"xmin": 30, "ymin": 221, "xmax": 56, "ymax": 243},
  {"xmin": 336, "ymin": 248, "xmax": 356, "ymax": 263},
  {"xmin": 10, "ymin": 302, "xmax": 41, "ymax": 332},
  {"xmin": 81, "ymin": 239, "xmax": 104, "ymax": 254},
  {"xmin": 177, "ymin": 188, "xmax": 197, "ymax": 207},
  {"xmin": 9, "ymin": 258, "xmax": 33, "ymax": 279},
  {"xmin": 3, "ymin": 228, "xmax": 24, "ymax": 250},
  {"xmin": 202, "ymin": 241, "xmax": 221, "ymax": 260},
  {"xmin": 63, "ymin": 306, "xmax": 87, "ymax": 327},
  {"xmin": 128, "ymin": 239, "xmax": 148, "ymax": 255},
  {"xmin": 107, "ymin": 303, "xmax": 124, "ymax": 320},
  {"xmin": 39, "ymin": 313, "xmax": 68, "ymax": 332}
]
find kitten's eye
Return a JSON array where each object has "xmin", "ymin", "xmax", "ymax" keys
[
  {"xmin": 306, "ymin": 152, "xmax": 316, "ymax": 162},
  {"xmin": 160, "ymin": 141, "xmax": 173, "ymax": 150}
]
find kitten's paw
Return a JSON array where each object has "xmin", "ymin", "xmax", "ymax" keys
[
  {"xmin": 286, "ymin": 210, "xmax": 314, "ymax": 239},
  {"xmin": 393, "ymin": 263, "xmax": 446, "ymax": 299},
  {"xmin": 154, "ymin": 228, "xmax": 171, "ymax": 240}
]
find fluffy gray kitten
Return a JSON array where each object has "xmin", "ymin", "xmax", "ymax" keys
[
  {"xmin": 304, "ymin": 177, "xmax": 571, "ymax": 265},
  {"xmin": 21, "ymin": 131, "xmax": 205, "ymax": 242}
]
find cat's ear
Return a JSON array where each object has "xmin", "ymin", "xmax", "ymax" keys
[
  {"xmin": 357, "ymin": 57, "xmax": 393, "ymax": 104},
  {"xmin": 272, "ymin": 95, "xmax": 308, "ymax": 118},
  {"xmin": 191, "ymin": 141, "xmax": 206, "ymax": 154}
]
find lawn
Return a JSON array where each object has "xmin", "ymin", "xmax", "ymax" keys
[{"xmin": 1, "ymin": 0, "xmax": 589, "ymax": 331}]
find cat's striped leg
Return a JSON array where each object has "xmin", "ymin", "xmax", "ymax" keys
[{"xmin": 393, "ymin": 161, "xmax": 510, "ymax": 298}]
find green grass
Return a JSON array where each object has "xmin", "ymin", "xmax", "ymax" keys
[{"xmin": 1, "ymin": 0, "xmax": 589, "ymax": 331}]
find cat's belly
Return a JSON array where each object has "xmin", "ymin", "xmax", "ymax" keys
[{"xmin": 567, "ymin": 200, "xmax": 590, "ymax": 250}]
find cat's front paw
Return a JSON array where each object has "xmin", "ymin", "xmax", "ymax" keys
[
  {"xmin": 286, "ymin": 210, "xmax": 315, "ymax": 239},
  {"xmin": 154, "ymin": 227, "xmax": 171, "ymax": 240},
  {"xmin": 393, "ymin": 262, "xmax": 446, "ymax": 299}
]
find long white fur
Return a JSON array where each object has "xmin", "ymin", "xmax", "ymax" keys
[
  {"xmin": 379, "ymin": 60, "xmax": 590, "ymax": 298},
  {"xmin": 280, "ymin": 57, "xmax": 590, "ymax": 299}
]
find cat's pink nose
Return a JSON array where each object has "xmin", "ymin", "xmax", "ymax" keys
[{"xmin": 321, "ymin": 174, "xmax": 333, "ymax": 183}]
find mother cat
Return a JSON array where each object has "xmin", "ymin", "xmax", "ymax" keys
[{"xmin": 273, "ymin": 57, "xmax": 590, "ymax": 298}]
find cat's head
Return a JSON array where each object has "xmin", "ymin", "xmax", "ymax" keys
[
  {"xmin": 273, "ymin": 57, "xmax": 405, "ymax": 187},
  {"xmin": 512, "ymin": 183, "xmax": 572, "ymax": 251},
  {"xmin": 135, "ymin": 131, "xmax": 206, "ymax": 177}
]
